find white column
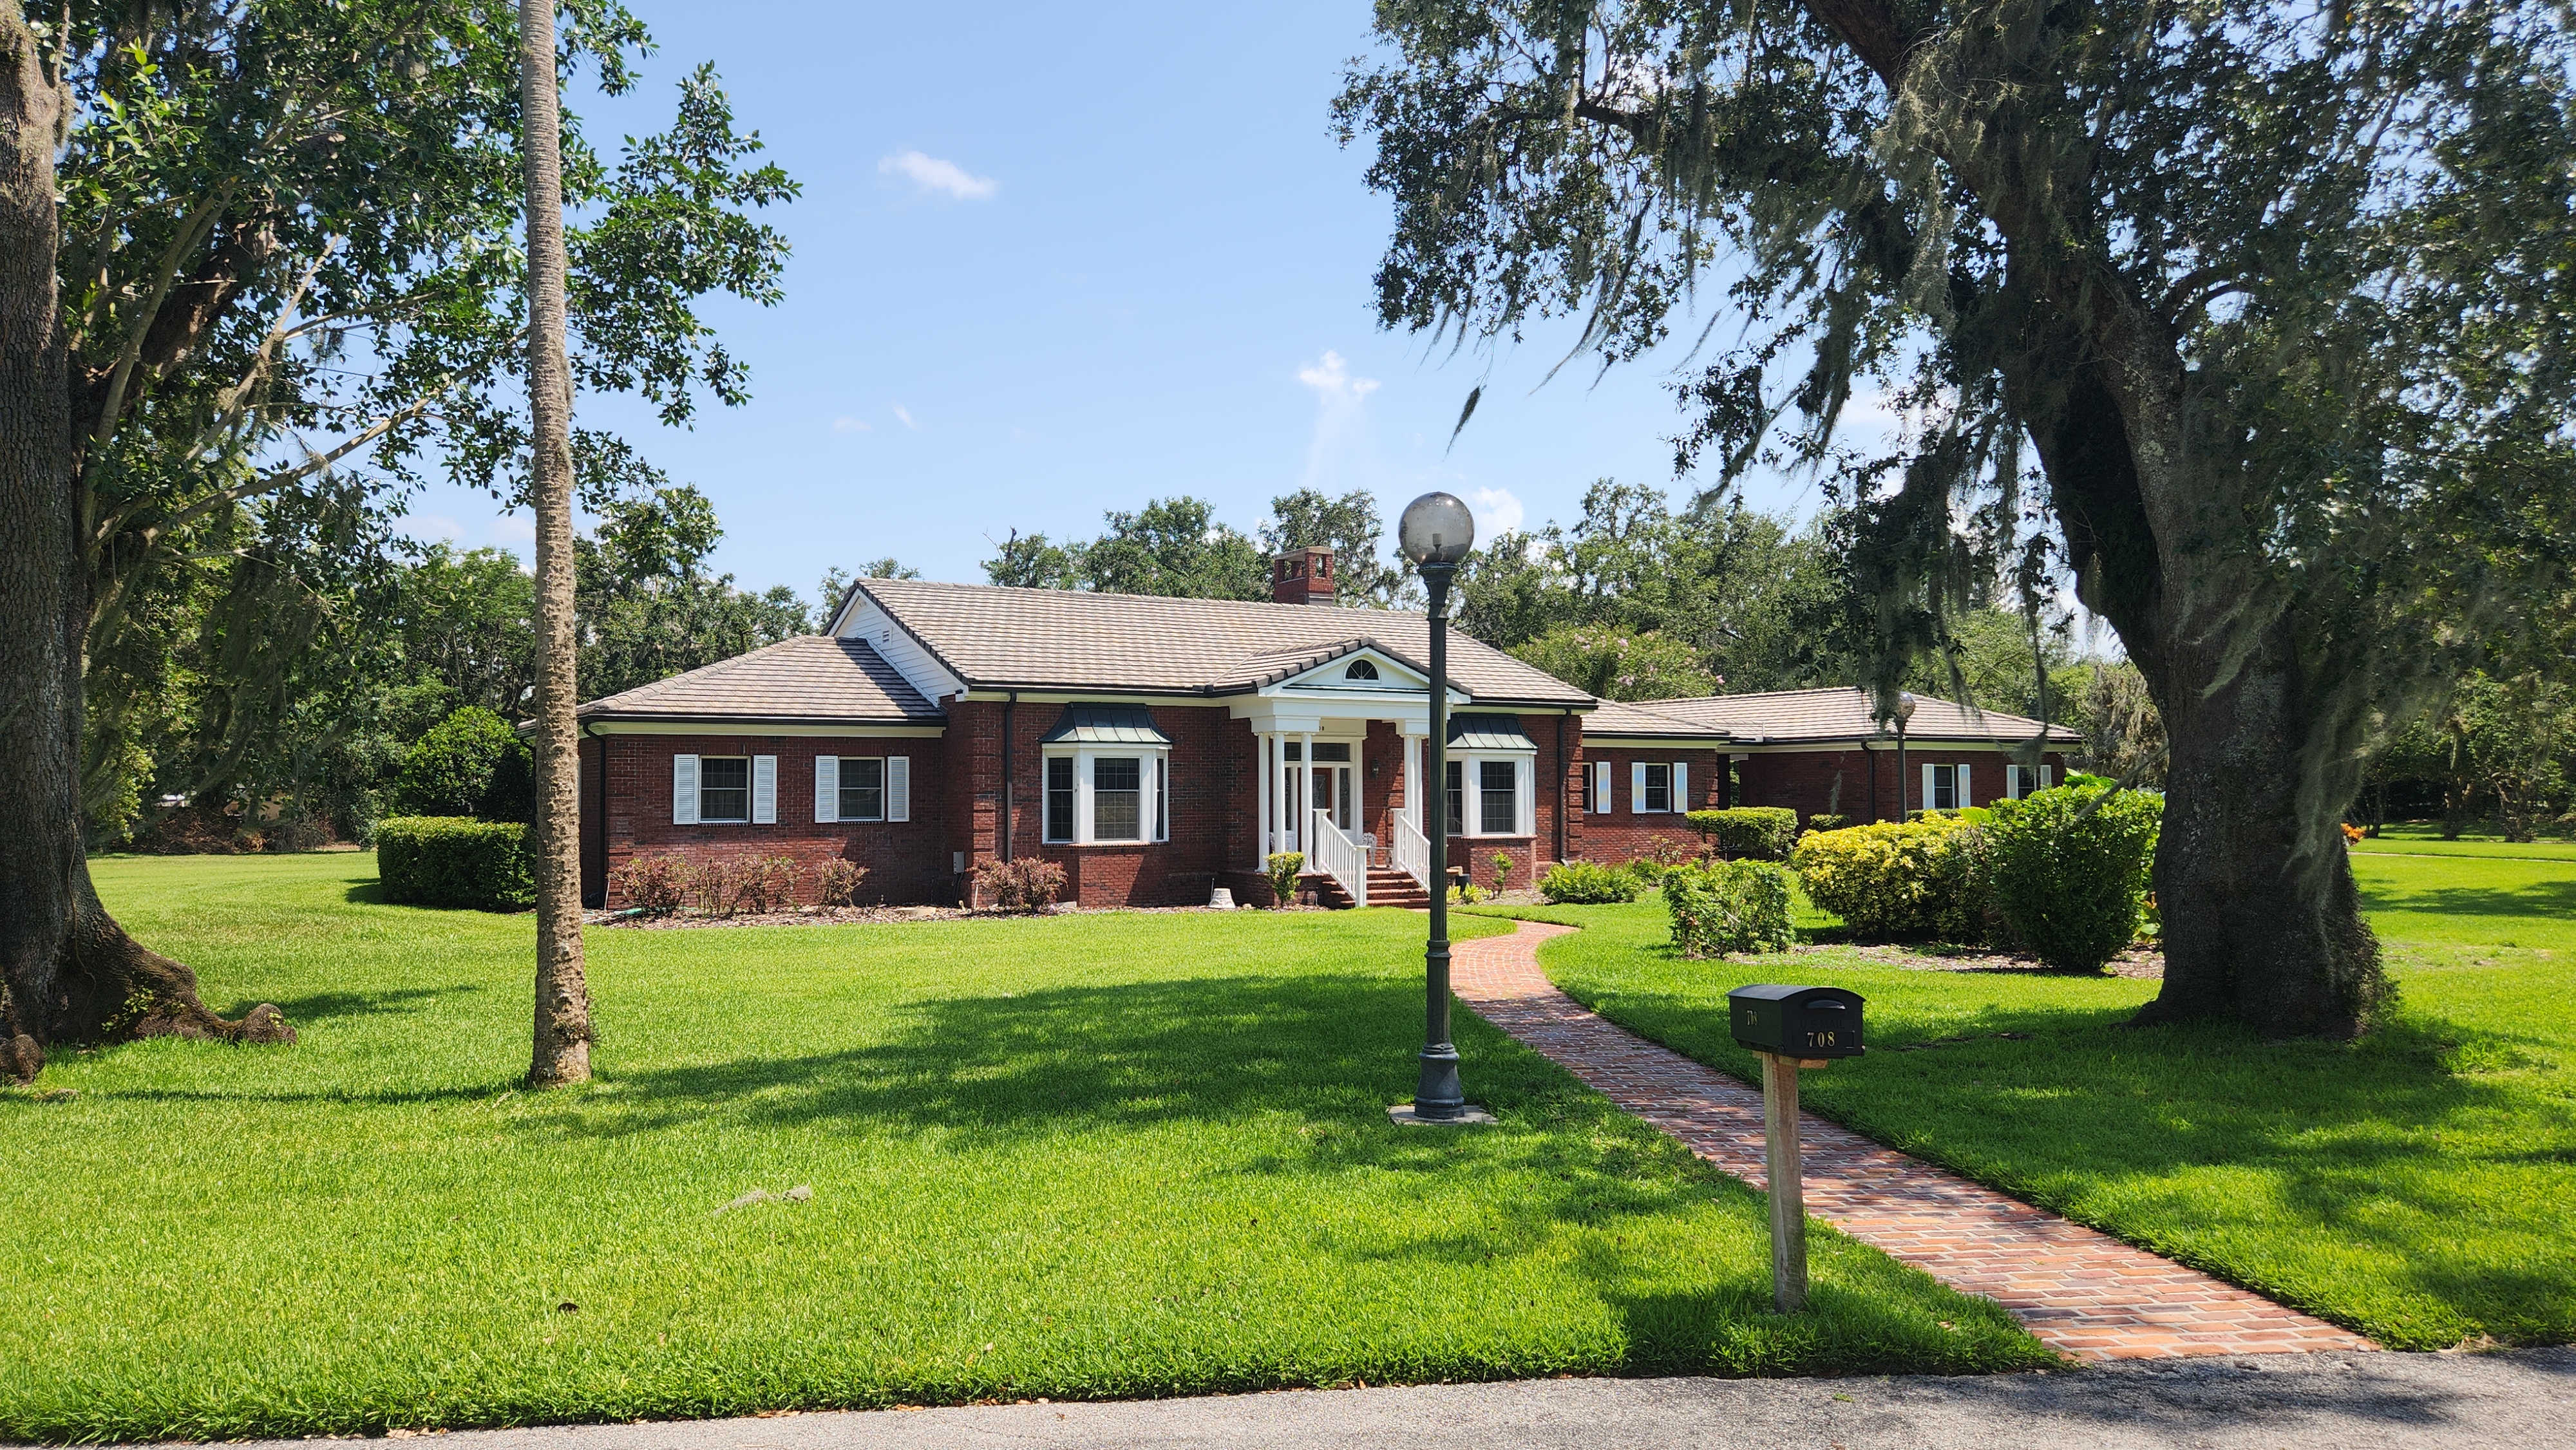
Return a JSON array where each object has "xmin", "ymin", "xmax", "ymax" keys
[
  {"xmin": 1255, "ymin": 733, "xmax": 1272, "ymax": 866},
  {"xmin": 1403, "ymin": 730, "xmax": 1424, "ymax": 830},
  {"xmin": 1298, "ymin": 731, "xmax": 1314, "ymax": 853}
]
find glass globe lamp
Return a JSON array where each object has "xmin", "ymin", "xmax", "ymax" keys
[{"xmin": 1397, "ymin": 492, "xmax": 1476, "ymax": 566}]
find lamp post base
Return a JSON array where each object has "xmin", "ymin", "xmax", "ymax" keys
[{"xmin": 1388, "ymin": 1102, "xmax": 1497, "ymax": 1126}]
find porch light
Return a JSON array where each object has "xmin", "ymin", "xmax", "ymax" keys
[{"xmin": 1397, "ymin": 491, "xmax": 1476, "ymax": 566}]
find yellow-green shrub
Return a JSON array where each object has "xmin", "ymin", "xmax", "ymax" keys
[
  {"xmin": 1664, "ymin": 859, "xmax": 1797, "ymax": 957},
  {"xmin": 1790, "ymin": 816, "xmax": 1993, "ymax": 943}
]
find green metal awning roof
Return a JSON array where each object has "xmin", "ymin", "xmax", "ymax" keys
[
  {"xmin": 1039, "ymin": 702, "xmax": 1173, "ymax": 746},
  {"xmin": 1446, "ymin": 712, "xmax": 1537, "ymax": 751}
]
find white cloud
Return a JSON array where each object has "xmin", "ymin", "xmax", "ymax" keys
[
  {"xmin": 1294, "ymin": 350, "xmax": 1381, "ymax": 497},
  {"xmin": 890, "ymin": 402, "xmax": 918, "ymax": 430},
  {"xmin": 407, "ymin": 514, "xmax": 465, "ymax": 543},
  {"xmin": 1296, "ymin": 350, "xmax": 1379, "ymax": 406},
  {"xmin": 832, "ymin": 415, "xmax": 872, "ymax": 435},
  {"xmin": 491, "ymin": 514, "xmax": 537, "ymax": 547},
  {"xmin": 878, "ymin": 151, "xmax": 998, "ymax": 201},
  {"xmin": 1469, "ymin": 486, "xmax": 1524, "ymax": 536}
]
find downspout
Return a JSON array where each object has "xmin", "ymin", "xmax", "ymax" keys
[
  {"xmin": 1866, "ymin": 737, "xmax": 1879, "ymax": 822},
  {"xmin": 1554, "ymin": 713, "xmax": 1568, "ymax": 865},
  {"xmin": 1001, "ymin": 692, "xmax": 1017, "ymax": 863}
]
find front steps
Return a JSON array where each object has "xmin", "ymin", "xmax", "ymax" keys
[{"xmin": 1309, "ymin": 867, "xmax": 1433, "ymax": 910}]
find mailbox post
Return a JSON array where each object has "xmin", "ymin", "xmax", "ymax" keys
[{"xmin": 1728, "ymin": 984, "xmax": 1866, "ymax": 1312}]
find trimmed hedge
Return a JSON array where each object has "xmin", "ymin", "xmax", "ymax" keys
[
  {"xmin": 1664, "ymin": 858, "xmax": 1797, "ymax": 957},
  {"xmin": 376, "ymin": 816, "xmax": 535, "ymax": 910},
  {"xmin": 1540, "ymin": 859, "xmax": 1642, "ymax": 904},
  {"xmin": 1790, "ymin": 816, "xmax": 1993, "ymax": 943},
  {"xmin": 1987, "ymin": 782, "xmax": 2164, "ymax": 971},
  {"xmin": 1687, "ymin": 807, "xmax": 1801, "ymax": 860}
]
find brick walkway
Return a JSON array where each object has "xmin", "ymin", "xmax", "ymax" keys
[{"xmin": 1449, "ymin": 919, "xmax": 2374, "ymax": 1362}]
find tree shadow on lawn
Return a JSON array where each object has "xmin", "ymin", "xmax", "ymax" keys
[{"xmin": 1585, "ymin": 980, "xmax": 2573, "ymax": 1344}]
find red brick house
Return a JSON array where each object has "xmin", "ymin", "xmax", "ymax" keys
[{"xmin": 575, "ymin": 551, "xmax": 2078, "ymax": 907}]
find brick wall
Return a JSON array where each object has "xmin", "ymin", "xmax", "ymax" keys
[
  {"xmin": 1571, "ymin": 744, "xmax": 1732, "ymax": 865},
  {"xmin": 1735, "ymin": 746, "xmax": 2071, "ymax": 825},
  {"xmin": 594, "ymin": 732, "xmax": 952, "ymax": 907}
]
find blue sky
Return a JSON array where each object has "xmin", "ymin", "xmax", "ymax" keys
[{"xmin": 401, "ymin": 3, "xmax": 1858, "ymax": 604}]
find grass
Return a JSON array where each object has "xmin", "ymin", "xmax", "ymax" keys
[
  {"xmin": 2352, "ymin": 821, "xmax": 2576, "ymax": 862},
  {"xmin": 1469, "ymin": 849, "xmax": 2576, "ymax": 1352},
  {"xmin": 0, "ymin": 854, "xmax": 2050, "ymax": 1443}
]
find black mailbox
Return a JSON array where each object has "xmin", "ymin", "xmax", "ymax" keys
[{"xmin": 1728, "ymin": 984, "xmax": 1866, "ymax": 1060}]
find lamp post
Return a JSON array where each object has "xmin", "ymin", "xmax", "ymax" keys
[
  {"xmin": 1396, "ymin": 491, "xmax": 1480, "ymax": 1124},
  {"xmin": 1893, "ymin": 690, "xmax": 1917, "ymax": 819}
]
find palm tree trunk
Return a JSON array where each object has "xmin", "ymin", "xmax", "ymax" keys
[{"xmin": 520, "ymin": 0, "xmax": 590, "ymax": 1086}]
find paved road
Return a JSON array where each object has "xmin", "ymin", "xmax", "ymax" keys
[{"xmin": 223, "ymin": 1351, "xmax": 2573, "ymax": 1450}]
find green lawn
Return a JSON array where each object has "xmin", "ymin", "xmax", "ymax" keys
[
  {"xmin": 1, "ymin": 854, "xmax": 2047, "ymax": 1443},
  {"xmin": 1470, "ymin": 851, "xmax": 2576, "ymax": 1351},
  {"xmin": 2353, "ymin": 821, "xmax": 2576, "ymax": 863}
]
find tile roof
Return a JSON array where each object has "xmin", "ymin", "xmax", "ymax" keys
[
  {"xmin": 1627, "ymin": 687, "xmax": 2082, "ymax": 746},
  {"xmin": 576, "ymin": 636, "xmax": 941, "ymax": 726},
  {"xmin": 856, "ymin": 578, "xmax": 1594, "ymax": 707},
  {"xmin": 1580, "ymin": 699, "xmax": 1721, "ymax": 739}
]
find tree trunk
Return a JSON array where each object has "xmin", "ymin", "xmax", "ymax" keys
[
  {"xmin": 2134, "ymin": 617, "xmax": 2387, "ymax": 1039},
  {"xmin": 0, "ymin": 6, "xmax": 289, "ymax": 1083},
  {"xmin": 520, "ymin": 0, "xmax": 591, "ymax": 1087}
]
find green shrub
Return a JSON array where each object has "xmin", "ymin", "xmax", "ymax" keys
[
  {"xmin": 1806, "ymin": 813, "xmax": 1852, "ymax": 835},
  {"xmin": 375, "ymin": 816, "xmax": 535, "ymax": 910},
  {"xmin": 1687, "ymin": 807, "xmax": 1801, "ymax": 860},
  {"xmin": 609, "ymin": 853, "xmax": 691, "ymax": 916},
  {"xmin": 390, "ymin": 707, "xmax": 534, "ymax": 821},
  {"xmin": 1986, "ymin": 782, "xmax": 2164, "ymax": 971},
  {"xmin": 1790, "ymin": 816, "xmax": 1993, "ymax": 943},
  {"xmin": 1664, "ymin": 859, "xmax": 1798, "ymax": 957},
  {"xmin": 1264, "ymin": 852, "xmax": 1306, "ymax": 909},
  {"xmin": 1540, "ymin": 860, "xmax": 1642, "ymax": 904}
]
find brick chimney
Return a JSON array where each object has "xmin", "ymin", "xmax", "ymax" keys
[{"xmin": 1271, "ymin": 545, "xmax": 1336, "ymax": 605}]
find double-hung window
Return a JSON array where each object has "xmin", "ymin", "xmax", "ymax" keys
[
  {"xmin": 1924, "ymin": 763, "xmax": 1971, "ymax": 811},
  {"xmin": 1641, "ymin": 762, "xmax": 1672, "ymax": 813},
  {"xmin": 1046, "ymin": 757, "xmax": 1076, "ymax": 842},
  {"xmin": 698, "ymin": 757, "xmax": 750, "ymax": 823},
  {"xmin": 840, "ymin": 757, "xmax": 886, "ymax": 821},
  {"xmin": 1479, "ymin": 760, "xmax": 1518, "ymax": 834},
  {"xmin": 2003, "ymin": 763, "xmax": 2052, "ymax": 800},
  {"xmin": 1092, "ymin": 757, "xmax": 1143, "ymax": 841}
]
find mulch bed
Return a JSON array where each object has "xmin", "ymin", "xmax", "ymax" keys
[
  {"xmin": 584, "ymin": 902, "xmax": 1321, "ymax": 930},
  {"xmin": 1801, "ymin": 940, "xmax": 2166, "ymax": 979}
]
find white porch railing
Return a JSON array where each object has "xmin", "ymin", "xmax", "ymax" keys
[
  {"xmin": 1309, "ymin": 808, "xmax": 1368, "ymax": 909},
  {"xmin": 1390, "ymin": 812, "xmax": 1431, "ymax": 895}
]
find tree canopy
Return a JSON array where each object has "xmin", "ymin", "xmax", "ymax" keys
[{"xmin": 1338, "ymin": 0, "xmax": 2576, "ymax": 1034}]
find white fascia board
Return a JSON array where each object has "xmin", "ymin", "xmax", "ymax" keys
[
  {"xmin": 585, "ymin": 720, "xmax": 946, "ymax": 737},
  {"xmin": 1730, "ymin": 738, "xmax": 2041, "ymax": 753},
  {"xmin": 840, "ymin": 596, "xmax": 967, "ymax": 702}
]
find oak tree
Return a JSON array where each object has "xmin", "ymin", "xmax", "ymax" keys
[{"xmin": 1340, "ymin": 0, "xmax": 2576, "ymax": 1035}]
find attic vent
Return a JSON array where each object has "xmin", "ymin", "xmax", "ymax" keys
[{"xmin": 1344, "ymin": 659, "xmax": 1379, "ymax": 681}]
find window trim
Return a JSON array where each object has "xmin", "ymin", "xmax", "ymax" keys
[
  {"xmin": 1642, "ymin": 761, "xmax": 1672, "ymax": 813},
  {"xmin": 1042, "ymin": 744, "xmax": 1171, "ymax": 845},
  {"xmin": 697, "ymin": 754, "xmax": 752, "ymax": 824}
]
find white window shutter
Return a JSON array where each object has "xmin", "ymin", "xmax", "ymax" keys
[
  {"xmin": 2041, "ymin": 764, "xmax": 2054, "ymax": 789},
  {"xmin": 887, "ymin": 756, "xmax": 911, "ymax": 822},
  {"xmin": 752, "ymin": 755, "xmax": 778, "ymax": 824},
  {"xmin": 673, "ymin": 754, "xmax": 700, "ymax": 825},
  {"xmin": 1631, "ymin": 761, "xmax": 1647, "ymax": 813},
  {"xmin": 1957, "ymin": 763, "xmax": 1971, "ymax": 809},
  {"xmin": 1673, "ymin": 762, "xmax": 1689, "ymax": 814},
  {"xmin": 1922, "ymin": 762, "xmax": 1937, "ymax": 813},
  {"xmin": 814, "ymin": 755, "xmax": 839, "ymax": 823}
]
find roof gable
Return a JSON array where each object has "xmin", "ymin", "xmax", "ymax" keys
[{"xmin": 849, "ymin": 578, "xmax": 1592, "ymax": 708}]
